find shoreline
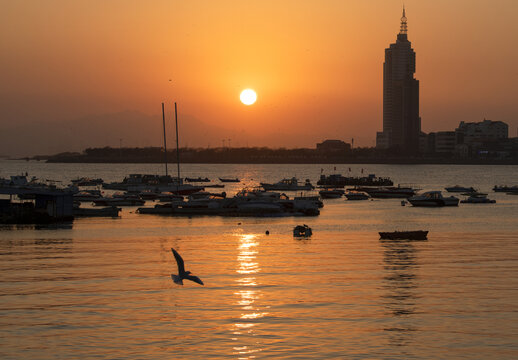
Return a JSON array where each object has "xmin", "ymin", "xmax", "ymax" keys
[{"xmin": 29, "ymin": 158, "xmax": 518, "ymax": 165}]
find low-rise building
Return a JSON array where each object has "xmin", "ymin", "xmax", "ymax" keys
[
  {"xmin": 434, "ymin": 131, "xmax": 456, "ymax": 154},
  {"xmin": 316, "ymin": 140, "xmax": 351, "ymax": 152}
]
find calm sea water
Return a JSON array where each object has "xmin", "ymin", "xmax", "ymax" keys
[{"xmin": 1, "ymin": 161, "xmax": 517, "ymax": 359}]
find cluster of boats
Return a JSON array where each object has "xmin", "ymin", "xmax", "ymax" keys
[
  {"xmin": 317, "ymin": 173, "xmax": 393, "ymax": 187},
  {"xmin": 2, "ymin": 171, "xmax": 517, "ymax": 223},
  {"xmin": 136, "ymin": 188, "xmax": 320, "ymax": 217}
]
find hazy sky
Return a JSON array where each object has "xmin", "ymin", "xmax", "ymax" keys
[{"xmin": 1, "ymin": 0, "xmax": 517, "ymax": 156}]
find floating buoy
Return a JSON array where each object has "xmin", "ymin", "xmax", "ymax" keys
[{"xmin": 265, "ymin": 230, "xmax": 269, "ymax": 235}]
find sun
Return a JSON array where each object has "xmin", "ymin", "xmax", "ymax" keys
[{"xmin": 240, "ymin": 89, "xmax": 257, "ymax": 105}]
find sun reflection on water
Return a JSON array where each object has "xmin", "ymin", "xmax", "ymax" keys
[{"xmin": 231, "ymin": 234, "xmax": 266, "ymax": 358}]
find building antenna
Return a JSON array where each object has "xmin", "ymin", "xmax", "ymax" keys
[{"xmin": 400, "ymin": 5, "xmax": 408, "ymax": 34}]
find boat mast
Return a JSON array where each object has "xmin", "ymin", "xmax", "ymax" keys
[
  {"xmin": 174, "ymin": 102, "xmax": 181, "ymax": 184},
  {"xmin": 162, "ymin": 102, "xmax": 168, "ymax": 176}
]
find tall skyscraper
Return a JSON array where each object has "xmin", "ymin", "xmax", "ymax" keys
[{"xmin": 376, "ymin": 8, "xmax": 421, "ymax": 153}]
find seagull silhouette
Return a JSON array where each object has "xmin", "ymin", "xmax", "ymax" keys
[{"xmin": 171, "ymin": 248, "xmax": 204, "ymax": 285}]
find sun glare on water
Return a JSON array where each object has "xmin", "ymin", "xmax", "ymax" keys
[{"xmin": 240, "ymin": 89, "xmax": 257, "ymax": 105}]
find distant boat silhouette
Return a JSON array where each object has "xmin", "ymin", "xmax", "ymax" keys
[{"xmin": 171, "ymin": 248, "xmax": 204, "ymax": 286}]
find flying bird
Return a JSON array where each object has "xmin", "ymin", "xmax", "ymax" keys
[{"xmin": 171, "ymin": 248, "xmax": 204, "ymax": 285}]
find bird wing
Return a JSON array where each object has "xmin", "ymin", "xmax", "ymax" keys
[
  {"xmin": 185, "ymin": 274, "xmax": 204, "ymax": 285},
  {"xmin": 171, "ymin": 248, "xmax": 185, "ymax": 274}
]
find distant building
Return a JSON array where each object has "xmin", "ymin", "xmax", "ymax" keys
[
  {"xmin": 376, "ymin": 7, "xmax": 420, "ymax": 153},
  {"xmin": 456, "ymin": 119, "xmax": 508, "ymax": 145},
  {"xmin": 434, "ymin": 131, "xmax": 456, "ymax": 153},
  {"xmin": 423, "ymin": 119, "xmax": 512, "ymax": 158},
  {"xmin": 316, "ymin": 140, "xmax": 351, "ymax": 152}
]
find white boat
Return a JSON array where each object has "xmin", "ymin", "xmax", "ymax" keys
[
  {"xmin": 408, "ymin": 191, "xmax": 459, "ymax": 207},
  {"xmin": 74, "ymin": 205, "xmax": 120, "ymax": 217},
  {"xmin": 355, "ymin": 185, "xmax": 416, "ymax": 198},
  {"xmin": 344, "ymin": 191, "xmax": 370, "ymax": 200},
  {"xmin": 460, "ymin": 194, "xmax": 496, "ymax": 204},
  {"xmin": 261, "ymin": 178, "xmax": 314, "ymax": 191}
]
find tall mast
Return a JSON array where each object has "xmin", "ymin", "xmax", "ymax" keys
[
  {"xmin": 174, "ymin": 102, "xmax": 181, "ymax": 183},
  {"xmin": 162, "ymin": 102, "xmax": 168, "ymax": 176}
]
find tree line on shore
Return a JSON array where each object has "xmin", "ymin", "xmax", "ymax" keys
[{"xmin": 30, "ymin": 145, "xmax": 518, "ymax": 164}]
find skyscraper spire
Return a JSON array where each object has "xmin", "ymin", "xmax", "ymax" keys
[{"xmin": 400, "ymin": 6, "xmax": 408, "ymax": 34}]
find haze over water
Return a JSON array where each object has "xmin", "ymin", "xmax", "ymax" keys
[{"xmin": 0, "ymin": 161, "xmax": 517, "ymax": 359}]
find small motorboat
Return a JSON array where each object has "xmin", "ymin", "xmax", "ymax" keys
[
  {"xmin": 93, "ymin": 195, "xmax": 145, "ymax": 206},
  {"xmin": 185, "ymin": 177, "xmax": 211, "ymax": 183},
  {"xmin": 157, "ymin": 192, "xmax": 184, "ymax": 202},
  {"xmin": 261, "ymin": 178, "xmax": 314, "ymax": 191},
  {"xmin": 360, "ymin": 185, "xmax": 417, "ymax": 198},
  {"xmin": 73, "ymin": 190, "xmax": 103, "ymax": 202},
  {"xmin": 493, "ymin": 185, "xmax": 518, "ymax": 192},
  {"xmin": 71, "ymin": 177, "xmax": 104, "ymax": 186},
  {"xmin": 293, "ymin": 224, "xmax": 312, "ymax": 237},
  {"xmin": 460, "ymin": 194, "xmax": 496, "ymax": 204},
  {"xmin": 445, "ymin": 185, "xmax": 476, "ymax": 193},
  {"xmin": 138, "ymin": 190, "xmax": 161, "ymax": 200},
  {"xmin": 344, "ymin": 191, "xmax": 370, "ymax": 200},
  {"xmin": 379, "ymin": 230, "xmax": 428, "ymax": 240},
  {"xmin": 318, "ymin": 189, "xmax": 344, "ymax": 199},
  {"xmin": 219, "ymin": 177, "xmax": 240, "ymax": 183},
  {"xmin": 73, "ymin": 205, "xmax": 121, "ymax": 217},
  {"xmin": 137, "ymin": 203, "xmax": 176, "ymax": 214}
]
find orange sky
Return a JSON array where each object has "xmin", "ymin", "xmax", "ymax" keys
[{"xmin": 1, "ymin": 0, "xmax": 517, "ymax": 155}]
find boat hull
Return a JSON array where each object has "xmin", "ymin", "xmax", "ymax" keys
[
  {"xmin": 379, "ymin": 231, "xmax": 428, "ymax": 240},
  {"xmin": 409, "ymin": 199, "xmax": 459, "ymax": 207}
]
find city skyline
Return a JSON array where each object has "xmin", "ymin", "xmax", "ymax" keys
[{"xmin": 1, "ymin": 0, "xmax": 517, "ymax": 156}]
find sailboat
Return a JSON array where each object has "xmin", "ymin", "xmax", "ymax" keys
[
  {"xmin": 109, "ymin": 103, "xmax": 203, "ymax": 195},
  {"xmin": 158, "ymin": 102, "xmax": 204, "ymax": 195}
]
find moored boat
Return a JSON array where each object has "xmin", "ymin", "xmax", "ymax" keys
[
  {"xmin": 445, "ymin": 185, "xmax": 476, "ymax": 193},
  {"xmin": 73, "ymin": 190, "xmax": 103, "ymax": 202},
  {"xmin": 344, "ymin": 191, "xmax": 370, "ymax": 200},
  {"xmin": 261, "ymin": 178, "xmax": 314, "ymax": 191},
  {"xmin": 185, "ymin": 177, "xmax": 211, "ymax": 183},
  {"xmin": 493, "ymin": 185, "xmax": 518, "ymax": 193},
  {"xmin": 357, "ymin": 185, "xmax": 416, "ymax": 198},
  {"xmin": 293, "ymin": 224, "xmax": 312, "ymax": 237},
  {"xmin": 137, "ymin": 203, "xmax": 176, "ymax": 214},
  {"xmin": 460, "ymin": 194, "xmax": 496, "ymax": 203},
  {"xmin": 71, "ymin": 177, "xmax": 104, "ymax": 187},
  {"xmin": 73, "ymin": 205, "xmax": 120, "ymax": 217},
  {"xmin": 318, "ymin": 173, "xmax": 393, "ymax": 187},
  {"xmin": 408, "ymin": 191, "xmax": 459, "ymax": 207},
  {"xmin": 219, "ymin": 177, "xmax": 240, "ymax": 182},
  {"xmin": 93, "ymin": 196, "xmax": 145, "ymax": 206},
  {"xmin": 318, "ymin": 189, "xmax": 344, "ymax": 199}
]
